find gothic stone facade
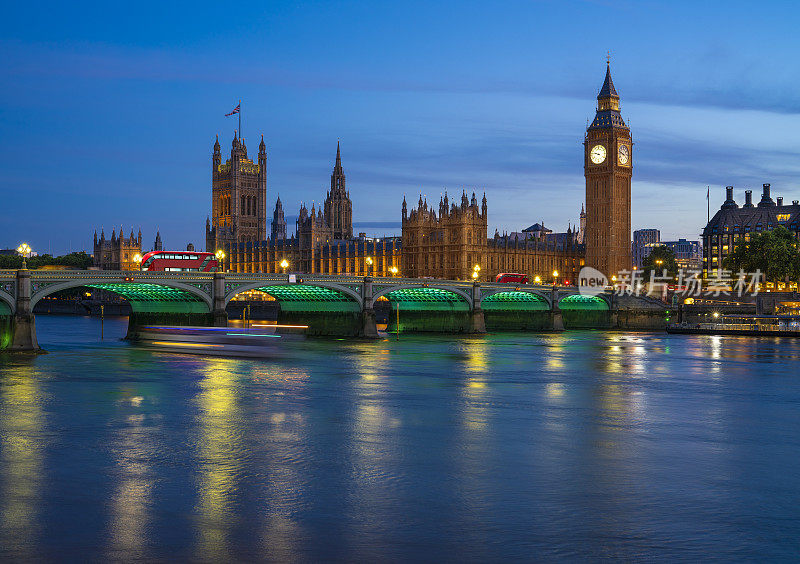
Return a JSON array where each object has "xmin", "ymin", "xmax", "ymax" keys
[
  {"xmin": 206, "ymin": 134, "xmax": 267, "ymax": 252},
  {"xmin": 93, "ymin": 228, "xmax": 142, "ymax": 270},
  {"xmin": 402, "ymin": 192, "xmax": 584, "ymax": 283},
  {"xmin": 219, "ymin": 143, "xmax": 399, "ymax": 276}
]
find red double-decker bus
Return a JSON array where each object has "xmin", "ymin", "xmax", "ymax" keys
[
  {"xmin": 495, "ymin": 273, "xmax": 529, "ymax": 284},
  {"xmin": 140, "ymin": 251, "xmax": 219, "ymax": 272}
]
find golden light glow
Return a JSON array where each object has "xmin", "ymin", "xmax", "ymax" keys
[
  {"xmin": 534, "ymin": 275, "xmax": 541, "ymax": 283},
  {"xmin": 132, "ymin": 253, "xmax": 142, "ymax": 263},
  {"xmin": 151, "ymin": 341, "xmax": 223, "ymax": 348},
  {"xmin": 389, "ymin": 266, "xmax": 398, "ymax": 276},
  {"xmin": 471, "ymin": 271, "xmax": 479, "ymax": 279},
  {"xmin": 473, "ymin": 264, "xmax": 481, "ymax": 272},
  {"xmin": 215, "ymin": 250, "xmax": 226, "ymax": 260},
  {"xmin": 713, "ymin": 312, "xmax": 720, "ymax": 319},
  {"xmin": 552, "ymin": 270, "xmax": 558, "ymax": 278},
  {"xmin": 16, "ymin": 243, "xmax": 31, "ymax": 256},
  {"xmin": 612, "ymin": 275, "xmax": 617, "ymax": 282},
  {"xmin": 366, "ymin": 256, "xmax": 373, "ymax": 266},
  {"xmin": 279, "ymin": 258, "xmax": 289, "ymax": 269}
]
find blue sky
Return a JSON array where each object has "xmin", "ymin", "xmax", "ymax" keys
[{"xmin": 2, "ymin": 0, "xmax": 800, "ymax": 254}]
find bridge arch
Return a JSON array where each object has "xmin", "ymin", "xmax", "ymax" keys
[
  {"xmin": 371, "ymin": 284, "xmax": 473, "ymax": 309},
  {"xmin": 481, "ymin": 288, "xmax": 551, "ymax": 308},
  {"xmin": 374, "ymin": 286, "xmax": 474, "ymax": 333},
  {"xmin": 227, "ymin": 282, "xmax": 365, "ymax": 336},
  {"xmin": 558, "ymin": 293, "xmax": 611, "ymax": 329},
  {"xmin": 558, "ymin": 293, "xmax": 610, "ymax": 310},
  {"xmin": 481, "ymin": 290, "xmax": 551, "ymax": 331},
  {"xmin": 225, "ymin": 280, "xmax": 363, "ymax": 308},
  {"xmin": 30, "ymin": 279, "xmax": 213, "ymax": 312},
  {"xmin": 0, "ymin": 289, "xmax": 14, "ymax": 315}
]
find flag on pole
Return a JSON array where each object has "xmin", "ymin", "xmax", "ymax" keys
[{"xmin": 225, "ymin": 103, "xmax": 240, "ymax": 117}]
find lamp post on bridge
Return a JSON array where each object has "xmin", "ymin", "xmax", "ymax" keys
[{"xmin": 17, "ymin": 243, "xmax": 31, "ymax": 269}]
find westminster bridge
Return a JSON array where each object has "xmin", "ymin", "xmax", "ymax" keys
[{"xmin": 0, "ymin": 269, "xmax": 667, "ymax": 351}]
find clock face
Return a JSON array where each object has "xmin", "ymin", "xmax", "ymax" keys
[
  {"xmin": 618, "ymin": 144, "xmax": 630, "ymax": 165},
  {"xmin": 590, "ymin": 144, "xmax": 607, "ymax": 164}
]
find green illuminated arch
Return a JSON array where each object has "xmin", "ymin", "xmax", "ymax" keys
[
  {"xmin": 482, "ymin": 291, "xmax": 549, "ymax": 311},
  {"xmin": 0, "ymin": 300, "xmax": 11, "ymax": 316},
  {"xmin": 85, "ymin": 283, "xmax": 210, "ymax": 313},
  {"xmin": 382, "ymin": 287, "xmax": 470, "ymax": 311},
  {"xmin": 559, "ymin": 294, "xmax": 609, "ymax": 310},
  {"xmin": 254, "ymin": 285, "xmax": 360, "ymax": 312}
]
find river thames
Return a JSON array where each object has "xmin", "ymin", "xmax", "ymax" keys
[{"xmin": 1, "ymin": 315, "xmax": 798, "ymax": 561}]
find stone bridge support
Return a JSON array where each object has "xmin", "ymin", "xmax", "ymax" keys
[
  {"xmin": 470, "ymin": 283, "xmax": 486, "ymax": 333},
  {"xmin": 212, "ymin": 271, "xmax": 228, "ymax": 327},
  {"xmin": 360, "ymin": 277, "xmax": 378, "ymax": 338},
  {"xmin": 550, "ymin": 287, "xmax": 565, "ymax": 331},
  {"xmin": 10, "ymin": 268, "xmax": 39, "ymax": 351}
]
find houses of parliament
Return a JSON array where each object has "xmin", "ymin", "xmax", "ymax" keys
[{"xmin": 205, "ymin": 63, "xmax": 632, "ymax": 281}]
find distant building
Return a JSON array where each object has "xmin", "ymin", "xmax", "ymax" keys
[
  {"xmin": 702, "ymin": 184, "xmax": 799, "ymax": 278},
  {"xmin": 153, "ymin": 230, "xmax": 163, "ymax": 252},
  {"xmin": 93, "ymin": 228, "xmax": 142, "ymax": 270},
  {"xmin": 186, "ymin": 243, "xmax": 195, "ymax": 252},
  {"xmin": 659, "ymin": 239, "xmax": 702, "ymax": 271},
  {"xmin": 633, "ymin": 229, "xmax": 660, "ymax": 268}
]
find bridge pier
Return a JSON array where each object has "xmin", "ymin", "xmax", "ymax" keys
[
  {"xmin": 470, "ymin": 283, "xmax": 486, "ymax": 333},
  {"xmin": 550, "ymin": 287, "xmax": 565, "ymax": 331},
  {"xmin": 360, "ymin": 277, "xmax": 379, "ymax": 338},
  {"xmin": 10, "ymin": 268, "xmax": 40, "ymax": 351},
  {"xmin": 212, "ymin": 271, "xmax": 228, "ymax": 327}
]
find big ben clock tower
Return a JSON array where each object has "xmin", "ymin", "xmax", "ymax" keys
[{"xmin": 584, "ymin": 61, "xmax": 632, "ymax": 277}]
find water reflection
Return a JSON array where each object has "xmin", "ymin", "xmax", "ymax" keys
[
  {"xmin": 255, "ymin": 365, "xmax": 310, "ymax": 562},
  {"xmin": 194, "ymin": 358, "xmax": 243, "ymax": 561},
  {"xmin": 106, "ymin": 404, "xmax": 154, "ymax": 560},
  {"xmin": 0, "ymin": 368, "xmax": 45, "ymax": 559},
  {"xmin": 461, "ymin": 338, "xmax": 490, "ymax": 431}
]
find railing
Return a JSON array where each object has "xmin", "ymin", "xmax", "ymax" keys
[{"xmin": 2, "ymin": 269, "xmax": 600, "ymax": 295}]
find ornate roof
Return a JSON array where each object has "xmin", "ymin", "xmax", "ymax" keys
[
  {"xmin": 598, "ymin": 64, "xmax": 618, "ymax": 99},
  {"xmin": 589, "ymin": 110, "xmax": 626, "ymax": 129},
  {"xmin": 702, "ymin": 203, "xmax": 800, "ymax": 236}
]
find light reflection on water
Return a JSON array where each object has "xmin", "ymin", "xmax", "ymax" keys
[{"xmin": 0, "ymin": 315, "xmax": 799, "ymax": 560}]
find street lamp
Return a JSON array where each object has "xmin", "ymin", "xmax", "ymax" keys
[
  {"xmin": 280, "ymin": 258, "xmax": 289, "ymax": 273},
  {"xmin": 472, "ymin": 264, "xmax": 480, "ymax": 281},
  {"xmin": 389, "ymin": 266, "xmax": 398, "ymax": 277},
  {"xmin": 534, "ymin": 275, "xmax": 541, "ymax": 284},
  {"xmin": 552, "ymin": 270, "xmax": 559, "ymax": 285},
  {"xmin": 132, "ymin": 253, "xmax": 142, "ymax": 271},
  {"xmin": 17, "ymin": 243, "xmax": 31, "ymax": 268}
]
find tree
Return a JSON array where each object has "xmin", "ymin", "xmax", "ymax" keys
[
  {"xmin": 642, "ymin": 245, "xmax": 679, "ymax": 278},
  {"xmin": 0, "ymin": 251, "xmax": 94, "ymax": 270},
  {"xmin": 724, "ymin": 226, "xmax": 800, "ymax": 284}
]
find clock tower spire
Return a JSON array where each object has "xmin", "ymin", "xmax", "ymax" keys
[{"xmin": 584, "ymin": 61, "xmax": 632, "ymax": 277}]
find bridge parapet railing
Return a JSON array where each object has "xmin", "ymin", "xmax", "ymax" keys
[{"xmin": 28, "ymin": 270, "xmax": 216, "ymax": 282}]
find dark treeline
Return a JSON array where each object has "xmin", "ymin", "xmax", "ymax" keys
[{"xmin": 0, "ymin": 251, "xmax": 93, "ymax": 270}]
